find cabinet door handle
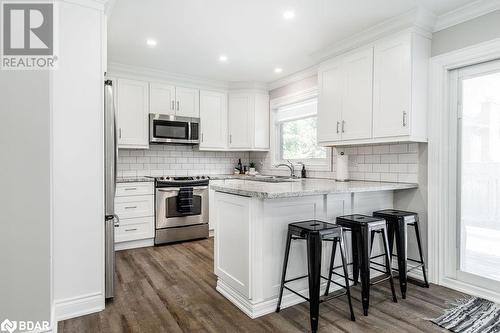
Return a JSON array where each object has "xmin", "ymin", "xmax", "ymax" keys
[
  {"xmin": 341, "ymin": 120, "xmax": 345, "ymax": 133},
  {"xmin": 124, "ymin": 187, "xmax": 137, "ymax": 191},
  {"xmin": 124, "ymin": 206, "xmax": 137, "ymax": 209},
  {"xmin": 201, "ymin": 133, "xmax": 204, "ymax": 143},
  {"xmin": 403, "ymin": 111, "xmax": 407, "ymax": 127},
  {"xmin": 176, "ymin": 101, "xmax": 180, "ymax": 111},
  {"xmin": 119, "ymin": 128, "xmax": 122, "ymax": 139},
  {"xmin": 229, "ymin": 134, "xmax": 232, "ymax": 144},
  {"xmin": 336, "ymin": 121, "xmax": 340, "ymax": 134},
  {"xmin": 125, "ymin": 228, "xmax": 138, "ymax": 232},
  {"xmin": 171, "ymin": 100, "xmax": 175, "ymax": 110}
]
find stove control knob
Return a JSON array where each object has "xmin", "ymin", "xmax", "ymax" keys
[
  {"xmin": 200, "ymin": 176, "xmax": 205, "ymax": 179},
  {"xmin": 196, "ymin": 176, "xmax": 200, "ymax": 179}
]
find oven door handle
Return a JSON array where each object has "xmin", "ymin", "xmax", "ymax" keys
[{"xmin": 157, "ymin": 186, "xmax": 208, "ymax": 192}]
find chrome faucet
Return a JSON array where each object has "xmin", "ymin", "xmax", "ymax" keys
[{"xmin": 274, "ymin": 160, "xmax": 295, "ymax": 177}]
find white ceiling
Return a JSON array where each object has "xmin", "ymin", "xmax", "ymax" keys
[{"xmin": 108, "ymin": 0, "xmax": 472, "ymax": 83}]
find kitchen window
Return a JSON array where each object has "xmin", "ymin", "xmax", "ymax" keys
[{"xmin": 273, "ymin": 96, "xmax": 331, "ymax": 170}]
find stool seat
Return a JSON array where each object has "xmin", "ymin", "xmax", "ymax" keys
[
  {"xmin": 337, "ymin": 214, "xmax": 386, "ymax": 226},
  {"xmin": 289, "ymin": 220, "xmax": 342, "ymax": 237},
  {"xmin": 372, "ymin": 209, "xmax": 417, "ymax": 223}
]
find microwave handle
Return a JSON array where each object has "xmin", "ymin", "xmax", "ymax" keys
[{"xmin": 188, "ymin": 122, "xmax": 192, "ymax": 141}]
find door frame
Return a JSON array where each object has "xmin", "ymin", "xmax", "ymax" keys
[{"xmin": 428, "ymin": 37, "xmax": 500, "ymax": 302}]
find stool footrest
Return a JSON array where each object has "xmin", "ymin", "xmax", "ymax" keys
[
  {"xmin": 283, "ymin": 286, "xmax": 309, "ymax": 302},
  {"xmin": 321, "ymin": 291, "xmax": 348, "ymax": 303},
  {"xmin": 370, "ymin": 275, "xmax": 392, "ymax": 286}
]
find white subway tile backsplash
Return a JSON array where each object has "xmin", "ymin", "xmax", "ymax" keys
[{"xmin": 118, "ymin": 143, "xmax": 421, "ymax": 185}]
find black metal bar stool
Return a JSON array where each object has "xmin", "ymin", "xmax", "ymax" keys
[
  {"xmin": 372, "ymin": 209, "xmax": 430, "ymax": 299},
  {"xmin": 276, "ymin": 220, "xmax": 355, "ymax": 333},
  {"xmin": 335, "ymin": 214, "xmax": 398, "ymax": 316}
]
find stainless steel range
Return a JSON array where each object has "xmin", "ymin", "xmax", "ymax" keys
[{"xmin": 154, "ymin": 176, "xmax": 210, "ymax": 245}]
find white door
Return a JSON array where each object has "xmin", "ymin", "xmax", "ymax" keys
[
  {"xmin": 228, "ymin": 93, "xmax": 253, "ymax": 149},
  {"xmin": 199, "ymin": 90, "xmax": 227, "ymax": 150},
  {"xmin": 150, "ymin": 83, "xmax": 175, "ymax": 115},
  {"xmin": 175, "ymin": 86, "xmax": 200, "ymax": 118},
  {"xmin": 341, "ymin": 48, "xmax": 373, "ymax": 141},
  {"xmin": 448, "ymin": 60, "xmax": 500, "ymax": 294},
  {"xmin": 373, "ymin": 36, "xmax": 411, "ymax": 138},
  {"xmin": 317, "ymin": 62, "xmax": 343, "ymax": 143},
  {"xmin": 116, "ymin": 79, "xmax": 149, "ymax": 148}
]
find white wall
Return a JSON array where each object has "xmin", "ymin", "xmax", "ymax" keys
[
  {"xmin": 52, "ymin": 0, "xmax": 106, "ymax": 321},
  {"xmin": 432, "ymin": 10, "xmax": 500, "ymax": 56},
  {"xmin": 0, "ymin": 72, "xmax": 52, "ymax": 328}
]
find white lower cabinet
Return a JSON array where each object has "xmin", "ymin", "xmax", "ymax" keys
[{"xmin": 115, "ymin": 182, "xmax": 154, "ymax": 250}]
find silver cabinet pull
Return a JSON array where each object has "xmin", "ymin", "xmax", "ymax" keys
[
  {"xmin": 125, "ymin": 228, "xmax": 138, "ymax": 232},
  {"xmin": 119, "ymin": 128, "xmax": 122, "ymax": 139},
  {"xmin": 171, "ymin": 100, "xmax": 175, "ymax": 110},
  {"xmin": 201, "ymin": 133, "xmax": 204, "ymax": 143},
  {"xmin": 124, "ymin": 206, "xmax": 137, "ymax": 209},
  {"xmin": 336, "ymin": 121, "xmax": 340, "ymax": 134},
  {"xmin": 403, "ymin": 111, "xmax": 407, "ymax": 127},
  {"xmin": 124, "ymin": 187, "xmax": 137, "ymax": 191},
  {"xmin": 176, "ymin": 101, "xmax": 180, "ymax": 111},
  {"xmin": 341, "ymin": 120, "xmax": 345, "ymax": 133},
  {"xmin": 229, "ymin": 134, "xmax": 232, "ymax": 144}
]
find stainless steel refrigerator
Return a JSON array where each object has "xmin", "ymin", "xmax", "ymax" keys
[{"xmin": 104, "ymin": 79, "xmax": 119, "ymax": 299}]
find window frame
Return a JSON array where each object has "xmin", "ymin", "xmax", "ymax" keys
[{"xmin": 270, "ymin": 88, "xmax": 332, "ymax": 172}]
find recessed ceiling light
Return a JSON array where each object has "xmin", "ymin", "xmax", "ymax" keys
[
  {"xmin": 146, "ymin": 39, "xmax": 157, "ymax": 47},
  {"xmin": 274, "ymin": 67, "xmax": 283, "ymax": 73},
  {"xmin": 283, "ymin": 10, "xmax": 295, "ymax": 20},
  {"xmin": 219, "ymin": 55, "xmax": 228, "ymax": 62}
]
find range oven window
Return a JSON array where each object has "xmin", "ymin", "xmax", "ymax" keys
[
  {"xmin": 153, "ymin": 120, "xmax": 189, "ymax": 140},
  {"xmin": 165, "ymin": 195, "xmax": 202, "ymax": 218}
]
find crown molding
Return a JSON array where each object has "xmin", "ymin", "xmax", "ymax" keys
[
  {"xmin": 58, "ymin": 0, "xmax": 108, "ymax": 11},
  {"xmin": 228, "ymin": 81, "xmax": 269, "ymax": 91},
  {"xmin": 433, "ymin": 0, "xmax": 500, "ymax": 32},
  {"xmin": 107, "ymin": 62, "xmax": 230, "ymax": 90},
  {"xmin": 267, "ymin": 64, "xmax": 319, "ymax": 91},
  {"xmin": 311, "ymin": 7, "xmax": 435, "ymax": 63}
]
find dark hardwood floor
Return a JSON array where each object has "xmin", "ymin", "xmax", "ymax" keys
[{"xmin": 59, "ymin": 238, "xmax": 465, "ymax": 333}]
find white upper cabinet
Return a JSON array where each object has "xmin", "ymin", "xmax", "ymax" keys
[
  {"xmin": 150, "ymin": 83, "xmax": 175, "ymax": 116},
  {"xmin": 228, "ymin": 91, "xmax": 270, "ymax": 151},
  {"xmin": 116, "ymin": 79, "xmax": 149, "ymax": 149},
  {"xmin": 318, "ymin": 47, "xmax": 373, "ymax": 144},
  {"xmin": 175, "ymin": 86, "xmax": 200, "ymax": 118},
  {"xmin": 199, "ymin": 90, "xmax": 227, "ymax": 150},
  {"xmin": 149, "ymin": 84, "xmax": 199, "ymax": 118},
  {"xmin": 317, "ymin": 31, "xmax": 430, "ymax": 146},
  {"xmin": 318, "ymin": 61, "xmax": 343, "ymax": 143},
  {"xmin": 228, "ymin": 93, "xmax": 252, "ymax": 149},
  {"xmin": 341, "ymin": 48, "xmax": 373, "ymax": 141},
  {"xmin": 373, "ymin": 33, "xmax": 429, "ymax": 140}
]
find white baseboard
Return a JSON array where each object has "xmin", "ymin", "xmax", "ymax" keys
[
  {"xmin": 115, "ymin": 238, "xmax": 154, "ymax": 251},
  {"xmin": 54, "ymin": 292, "xmax": 104, "ymax": 322},
  {"xmin": 441, "ymin": 277, "xmax": 500, "ymax": 304}
]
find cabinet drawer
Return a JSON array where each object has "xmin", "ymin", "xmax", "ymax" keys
[
  {"xmin": 116, "ymin": 182, "xmax": 153, "ymax": 197},
  {"xmin": 115, "ymin": 195, "xmax": 153, "ymax": 219},
  {"xmin": 115, "ymin": 217, "xmax": 154, "ymax": 243}
]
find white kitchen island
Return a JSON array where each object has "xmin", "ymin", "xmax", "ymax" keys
[{"xmin": 209, "ymin": 178, "xmax": 418, "ymax": 318}]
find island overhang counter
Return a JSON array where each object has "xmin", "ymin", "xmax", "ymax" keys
[{"xmin": 209, "ymin": 178, "xmax": 418, "ymax": 318}]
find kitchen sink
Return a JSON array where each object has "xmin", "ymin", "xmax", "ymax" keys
[{"xmin": 246, "ymin": 175, "xmax": 301, "ymax": 183}]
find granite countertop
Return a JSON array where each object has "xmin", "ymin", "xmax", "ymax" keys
[
  {"xmin": 209, "ymin": 178, "xmax": 418, "ymax": 199},
  {"xmin": 116, "ymin": 176, "xmax": 154, "ymax": 183}
]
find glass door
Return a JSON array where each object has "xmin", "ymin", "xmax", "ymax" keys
[{"xmin": 454, "ymin": 60, "xmax": 500, "ymax": 290}]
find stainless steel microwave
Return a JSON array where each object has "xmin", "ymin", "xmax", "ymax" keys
[{"xmin": 149, "ymin": 114, "xmax": 200, "ymax": 144}]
